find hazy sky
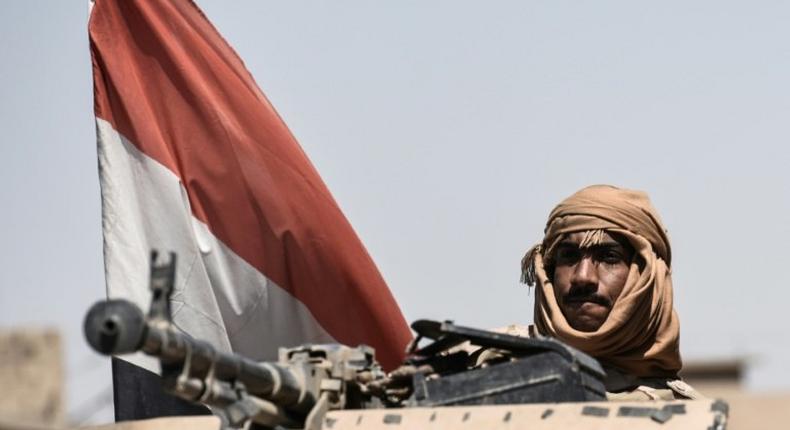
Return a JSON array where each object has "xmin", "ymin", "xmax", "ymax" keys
[{"xmin": 2, "ymin": 0, "xmax": 789, "ymax": 423}]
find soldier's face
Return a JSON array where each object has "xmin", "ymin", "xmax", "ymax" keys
[{"xmin": 550, "ymin": 231, "xmax": 633, "ymax": 332}]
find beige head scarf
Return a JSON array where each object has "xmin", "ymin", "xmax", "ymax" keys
[{"xmin": 522, "ymin": 185, "xmax": 681, "ymax": 378}]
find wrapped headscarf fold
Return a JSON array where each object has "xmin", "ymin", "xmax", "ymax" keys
[{"xmin": 522, "ymin": 185, "xmax": 681, "ymax": 378}]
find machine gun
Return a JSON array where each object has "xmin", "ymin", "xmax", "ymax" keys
[
  {"xmin": 84, "ymin": 252, "xmax": 388, "ymax": 429},
  {"xmin": 83, "ymin": 252, "xmax": 608, "ymax": 429}
]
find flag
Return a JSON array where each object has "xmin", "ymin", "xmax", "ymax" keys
[{"xmin": 89, "ymin": 0, "xmax": 412, "ymax": 417}]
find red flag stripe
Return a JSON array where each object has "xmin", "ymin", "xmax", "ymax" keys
[{"xmin": 90, "ymin": 0, "xmax": 410, "ymax": 369}]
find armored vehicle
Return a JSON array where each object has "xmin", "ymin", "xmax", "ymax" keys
[{"xmin": 82, "ymin": 253, "xmax": 727, "ymax": 429}]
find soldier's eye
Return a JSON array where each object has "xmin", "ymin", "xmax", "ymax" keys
[
  {"xmin": 555, "ymin": 247, "xmax": 581, "ymax": 264},
  {"xmin": 596, "ymin": 249, "xmax": 624, "ymax": 264}
]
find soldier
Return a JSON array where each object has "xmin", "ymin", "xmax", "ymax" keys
[{"xmin": 513, "ymin": 184, "xmax": 701, "ymax": 400}]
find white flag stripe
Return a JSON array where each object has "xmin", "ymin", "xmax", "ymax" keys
[{"xmin": 97, "ymin": 117, "xmax": 335, "ymax": 372}]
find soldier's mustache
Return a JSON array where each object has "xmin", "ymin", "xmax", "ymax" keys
[{"xmin": 563, "ymin": 287, "xmax": 611, "ymax": 307}]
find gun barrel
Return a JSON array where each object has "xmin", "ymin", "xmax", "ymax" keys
[{"xmin": 83, "ymin": 299, "xmax": 310, "ymax": 409}]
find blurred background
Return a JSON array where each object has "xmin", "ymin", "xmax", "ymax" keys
[{"xmin": 1, "ymin": 0, "xmax": 788, "ymax": 426}]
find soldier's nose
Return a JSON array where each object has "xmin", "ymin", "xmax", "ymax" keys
[{"xmin": 571, "ymin": 256, "xmax": 598, "ymax": 287}]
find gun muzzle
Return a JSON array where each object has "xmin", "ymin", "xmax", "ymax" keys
[{"xmin": 84, "ymin": 299, "xmax": 146, "ymax": 355}]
